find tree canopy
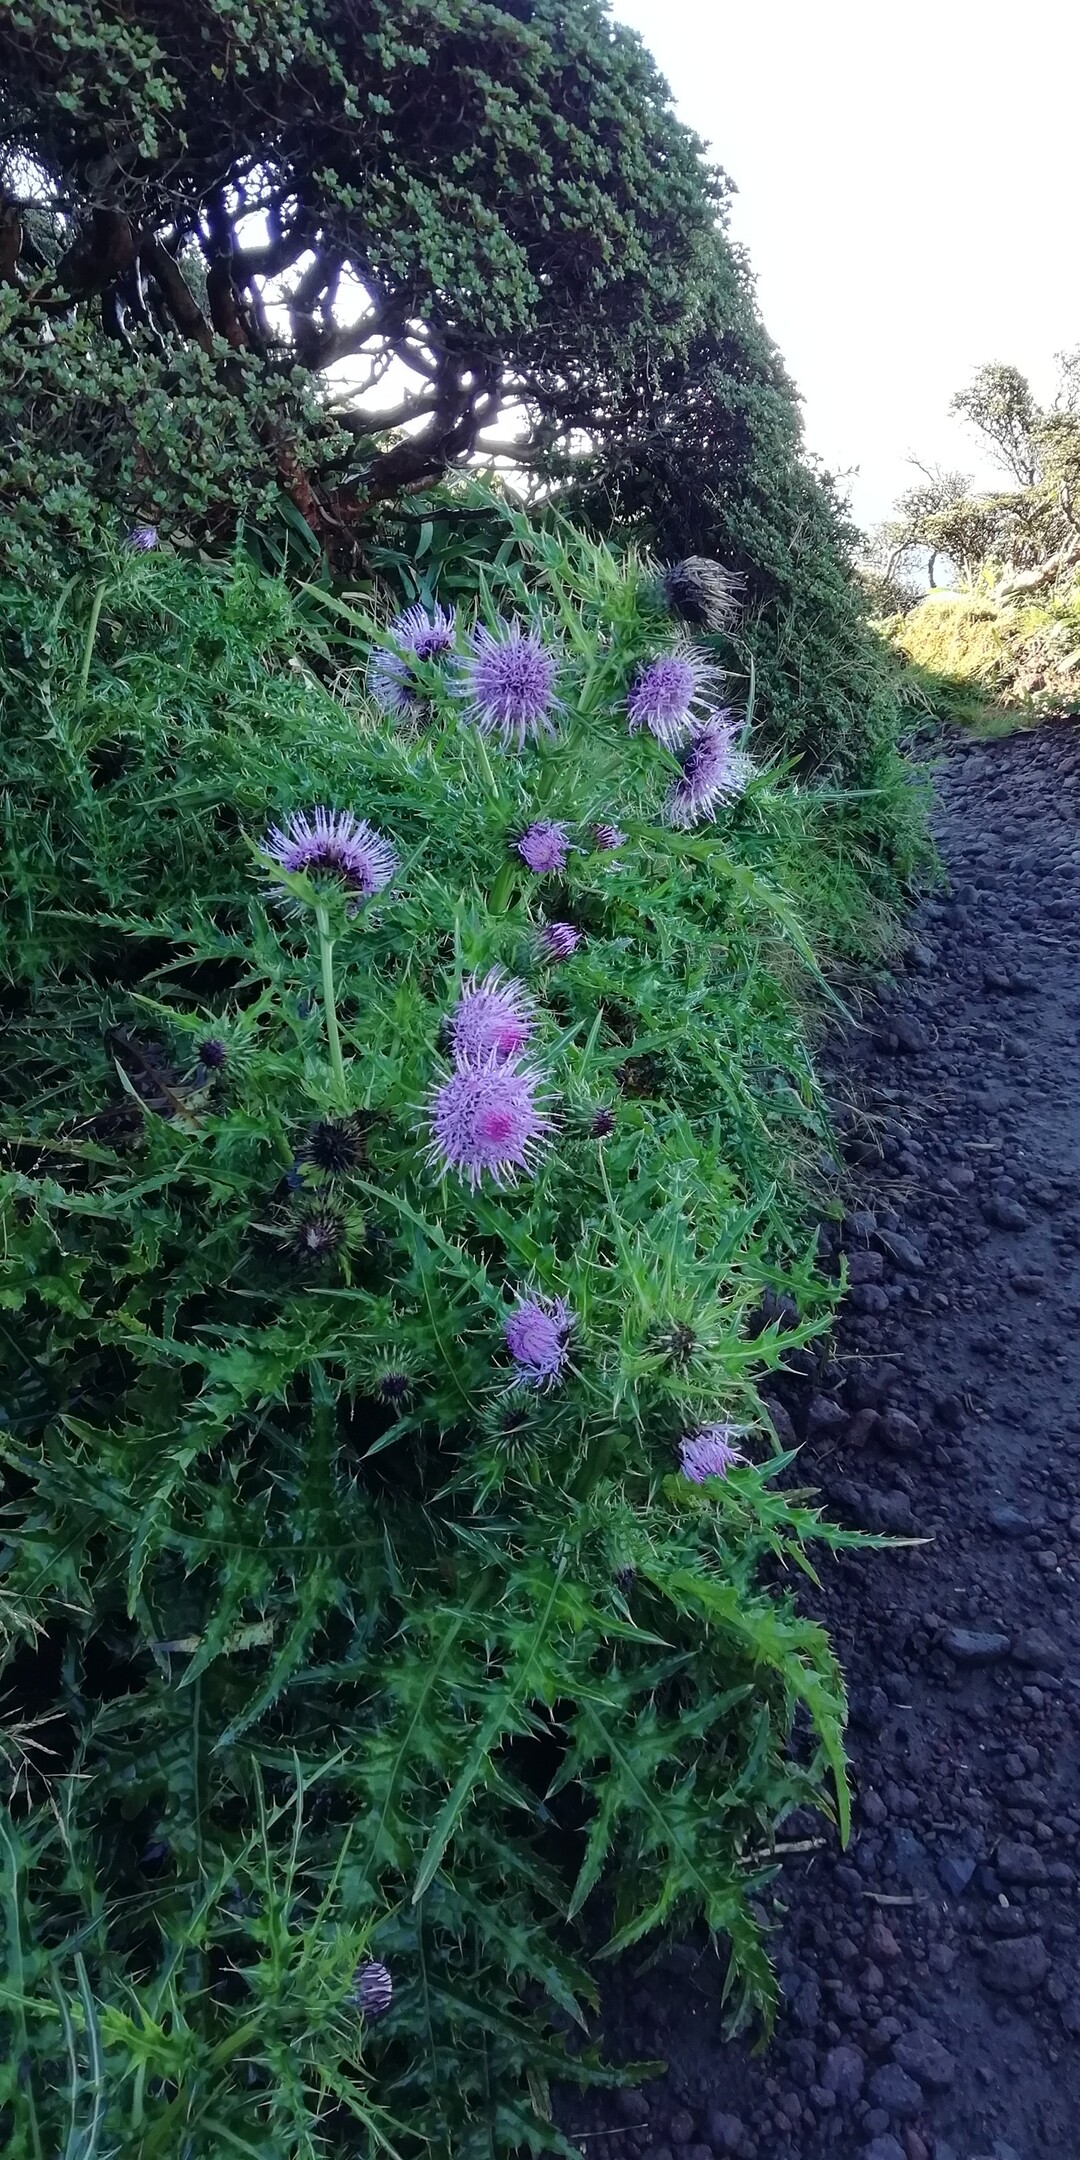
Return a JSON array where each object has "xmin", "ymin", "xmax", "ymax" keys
[
  {"xmin": 1, "ymin": 0, "xmax": 727, "ymax": 497},
  {"xmin": 872, "ymin": 351, "xmax": 1080, "ymax": 602}
]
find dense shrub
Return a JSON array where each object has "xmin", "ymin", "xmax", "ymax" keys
[
  {"xmin": 2, "ymin": 0, "xmax": 911, "ymax": 813},
  {"xmin": 1, "ymin": 0, "xmax": 725, "ymax": 532},
  {"xmin": 0, "ymin": 522, "xmax": 918, "ymax": 2156}
]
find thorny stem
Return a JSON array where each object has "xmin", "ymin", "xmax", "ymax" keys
[
  {"xmin": 77, "ymin": 581, "xmax": 107, "ymax": 702},
  {"xmin": 315, "ymin": 903, "xmax": 347, "ymax": 1101}
]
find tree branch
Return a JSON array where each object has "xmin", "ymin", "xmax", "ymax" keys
[{"xmin": 141, "ymin": 239, "xmax": 215, "ymax": 354}]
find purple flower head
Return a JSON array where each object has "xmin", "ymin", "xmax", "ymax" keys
[
  {"xmin": 591, "ymin": 1105, "xmax": 616, "ymax": 1138},
  {"xmin": 127, "ymin": 524, "xmax": 159, "ymax": 551},
  {"xmin": 538, "ymin": 920, "xmax": 580, "ymax": 963},
  {"xmin": 378, "ymin": 1370, "xmax": 412, "ymax": 1407},
  {"xmin": 425, "ymin": 1053, "xmax": 554, "ymax": 1189},
  {"xmin": 679, "ymin": 1423, "xmax": 746, "ymax": 1483},
  {"xmin": 665, "ymin": 713, "xmax": 753, "ymax": 830},
  {"xmin": 626, "ymin": 644, "xmax": 719, "ymax": 748},
  {"xmin": 367, "ymin": 602, "xmax": 457, "ymax": 717},
  {"xmin": 449, "ymin": 969, "xmax": 535, "ymax": 1065},
  {"xmin": 517, "ymin": 820, "xmax": 570, "ymax": 876},
  {"xmin": 504, "ymin": 1292, "xmax": 574, "ymax": 1387},
  {"xmin": 264, "ymin": 808, "xmax": 396, "ymax": 911},
  {"xmin": 455, "ymin": 618, "xmax": 562, "ymax": 748},
  {"xmin": 351, "ymin": 1960, "xmax": 393, "ymax": 2020},
  {"xmin": 197, "ymin": 1037, "xmax": 228, "ymax": 1070},
  {"xmin": 592, "ymin": 823, "xmax": 626, "ymax": 853}
]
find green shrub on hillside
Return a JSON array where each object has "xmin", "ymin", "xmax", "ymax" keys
[
  {"xmin": 887, "ymin": 584, "xmax": 1080, "ymax": 727},
  {"xmin": 0, "ymin": 526, "xmax": 910, "ymax": 2157},
  {"xmin": 2, "ymin": 0, "xmax": 910, "ymax": 809}
]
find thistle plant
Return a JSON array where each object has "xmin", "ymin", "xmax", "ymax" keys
[
  {"xmin": 454, "ymin": 616, "xmax": 563, "ymax": 746},
  {"xmin": 504, "ymin": 1291, "xmax": 574, "ymax": 1386},
  {"xmin": 263, "ymin": 806, "xmax": 396, "ymax": 1097},
  {"xmin": 538, "ymin": 919, "xmax": 581, "ymax": 961},
  {"xmin": 679, "ymin": 1422, "xmax": 748, "ymax": 1481},
  {"xmin": 0, "ymin": 515, "xmax": 915, "ymax": 2160},
  {"xmin": 516, "ymin": 818, "xmax": 571, "ymax": 875},
  {"xmin": 665, "ymin": 713, "xmax": 756, "ymax": 828},
  {"xmin": 367, "ymin": 600, "xmax": 457, "ymax": 717},
  {"xmin": 448, "ymin": 968, "xmax": 535, "ymax": 1064},
  {"xmin": 425, "ymin": 1052, "xmax": 555, "ymax": 1188},
  {"xmin": 626, "ymin": 642, "xmax": 720, "ymax": 747}
]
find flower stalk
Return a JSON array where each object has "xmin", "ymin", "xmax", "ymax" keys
[
  {"xmin": 315, "ymin": 903, "xmax": 347, "ymax": 1101},
  {"xmin": 77, "ymin": 580, "xmax": 107, "ymax": 702}
]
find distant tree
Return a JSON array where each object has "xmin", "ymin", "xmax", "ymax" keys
[
  {"xmin": 950, "ymin": 362, "xmax": 1041, "ymax": 487},
  {"xmin": 877, "ymin": 464, "xmax": 976, "ymax": 588}
]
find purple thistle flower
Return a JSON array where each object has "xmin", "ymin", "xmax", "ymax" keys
[
  {"xmin": 449, "ymin": 969, "xmax": 535, "ymax": 1066},
  {"xmin": 455, "ymin": 618, "xmax": 562, "ymax": 748},
  {"xmin": 504, "ymin": 1292, "xmax": 573, "ymax": 1388},
  {"xmin": 127, "ymin": 523, "xmax": 159, "ymax": 551},
  {"xmin": 626, "ymin": 644, "xmax": 719, "ymax": 749},
  {"xmin": 591, "ymin": 1105, "xmax": 616, "ymax": 1138},
  {"xmin": 592, "ymin": 823, "xmax": 626, "ymax": 853},
  {"xmin": 538, "ymin": 921, "xmax": 580, "ymax": 963},
  {"xmin": 197, "ymin": 1037, "xmax": 228, "ymax": 1070},
  {"xmin": 425, "ymin": 1053, "xmax": 554, "ymax": 1189},
  {"xmin": 351, "ymin": 1960, "xmax": 393, "ymax": 2019},
  {"xmin": 367, "ymin": 602, "xmax": 457, "ymax": 717},
  {"xmin": 264, "ymin": 808, "xmax": 396, "ymax": 909},
  {"xmin": 517, "ymin": 820, "xmax": 570, "ymax": 876},
  {"xmin": 665, "ymin": 714, "xmax": 754, "ymax": 830},
  {"xmin": 679, "ymin": 1423, "xmax": 747, "ymax": 1483}
]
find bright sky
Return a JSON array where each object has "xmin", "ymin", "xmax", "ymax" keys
[{"xmin": 614, "ymin": 0, "xmax": 1080, "ymax": 535}]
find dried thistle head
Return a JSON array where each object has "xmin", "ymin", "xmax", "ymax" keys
[{"xmin": 662, "ymin": 556, "xmax": 745, "ymax": 633}]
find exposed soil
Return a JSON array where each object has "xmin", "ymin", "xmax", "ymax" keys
[{"xmin": 566, "ymin": 722, "xmax": 1080, "ymax": 2160}]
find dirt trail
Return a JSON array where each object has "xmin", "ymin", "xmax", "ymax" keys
[{"xmin": 568, "ymin": 722, "xmax": 1080, "ymax": 2160}]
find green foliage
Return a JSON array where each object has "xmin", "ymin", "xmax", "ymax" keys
[
  {"xmin": 1, "ymin": 0, "xmax": 726, "ymax": 522},
  {"xmin": 3, "ymin": 0, "xmax": 911, "ymax": 822},
  {"xmin": 0, "ymin": 521, "xmax": 912, "ymax": 2156},
  {"xmin": 561, "ymin": 329, "xmax": 911, "ymax": 795},
  {"xmin": 887, "ymin": 583, "xmax": 1080, "ymax": 729},
  {"xmin": 0, "ymin": 297, "xmax": 351, "ymax": 584}
]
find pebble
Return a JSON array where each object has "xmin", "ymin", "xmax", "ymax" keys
[
  {"xmin": 980, "ymin": 1933, "xmax": 1051, "ymax": 1993},
  {"xmin": 867, "ymin": 2064, "xmax": 923, "ymax": 2119},
  {"xmin": 940, "ymin": 1625, "xmax": 1012, "ymax": 1665},
  {"xmin": 995, "ymin": 1839, "xmax": 1048, "ymax": 1886},
  {"xmin": 879, "ymin": 1408, "xmax": 923, "ymax": 1454},
  {"xmin": 981, "ymin": 1197, "xmax": 1030, "ymax": 1231},
  {"xmin": 704, "ymin": 2114, "xmax": 745, "ymax": 2155},
  {"xmin": 1010, "ymin": 1627, "xmax": 1063, "ymax": 1671},
  {"xmin": 893, "ymin": 1016, "xmax": 931, "ymax": 1054},
  {"xmin": 938, "ymin": 1853, "xmax": 976, "ymax": 1895},
  {"xmin": 821, "ymin": 2042, "xmax": 866, "ymax": 2102},
  {"xmin": 878, "ymin": 1231, "xmax": 924, "ymax": 1273},
  {"xmin": 892, "ymin": 2031, "xmax": 956, "ymax": 2091}
]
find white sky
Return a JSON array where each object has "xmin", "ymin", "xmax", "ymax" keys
[{"xmin": 614, "ymin": 0, "xmax": 1080, "ymax": 535}]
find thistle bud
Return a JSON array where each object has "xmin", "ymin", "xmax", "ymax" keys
[{"xmin": 351, "ymin": 1959, "xmax": 393, "ymax": 2020}]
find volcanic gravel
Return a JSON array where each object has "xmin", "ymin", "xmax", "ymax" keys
[{"xmin": 565, "ymin": 722, "xmax": 1080, "ymax": 2160}]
